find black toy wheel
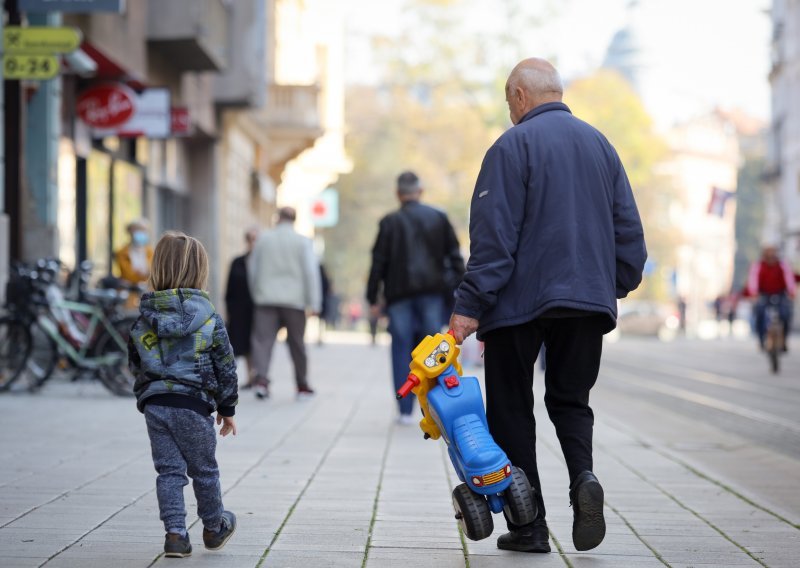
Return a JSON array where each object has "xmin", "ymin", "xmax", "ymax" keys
[
  {"xmin": 452, "ymin": 483, "xmax": 493, "ymax": 541},
  {"xmin": 502, "ymin": 466, "xmax": 538, "ymax": 526}
]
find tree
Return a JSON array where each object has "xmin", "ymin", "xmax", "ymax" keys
[
  {"xmin": 565, "ymin": 70, "xmax": 680, "ymax": 301},
  {"xmin": 327, "ymin": 82, "xmax": 495, "ymax": 301},
  {"xmin": 328, "ymin": 0, "xmax": 554, "ymax": 301}
]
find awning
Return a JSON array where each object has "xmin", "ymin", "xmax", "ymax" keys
[{"xmin": 63, "ymin": 41, "xmax": 147, "ymax": 90}]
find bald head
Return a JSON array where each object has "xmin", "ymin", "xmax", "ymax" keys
[{"xmin": 505, "ymin": 58, "xmax": 563, "ymax": 124}]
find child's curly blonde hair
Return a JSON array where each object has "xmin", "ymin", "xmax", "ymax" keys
[{"xmin": 149, "ymin": 231, "xmax": 209, "ymax": 291}]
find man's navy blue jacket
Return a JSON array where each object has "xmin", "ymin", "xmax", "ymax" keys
[{"xmin": 453, "ymin": 102, "xmax": 647, "ymax": 339}]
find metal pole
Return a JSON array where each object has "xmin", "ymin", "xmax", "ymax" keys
[
  {"xmin": 0, "ymin": 20, "xmax": 7, "ymax": 306},
  {"xmin": 23, "ymin": 11, "xmax": 62, "ymax": 261},
  {"xmin": 0, "ymin": 3, "xmax": 14, "ymax": 303}
]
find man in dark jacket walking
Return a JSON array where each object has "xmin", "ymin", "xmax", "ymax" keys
[
  {"xmin": 367, "ymin": 171, "xmax": 465, "ymax": 424},
  {"xmin": 450, "ymin": 58, "xmax": 647, "ymax": 554}
]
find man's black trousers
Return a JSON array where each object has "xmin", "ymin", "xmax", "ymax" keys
[{"xmin": 482, "ymin": 314, "xmax": 607, "ymax": 526}]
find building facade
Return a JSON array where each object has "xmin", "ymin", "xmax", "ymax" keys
[
  {"xmin": 768, "ymin": 0, "xmax": 800, "ymax": 268},
  {"xmin": 662, "ymin": 112, "xmax": 742, "ymax": 329},
  {"xmin": 2, "ymin": 0, "xmax": 347, "ymax": 310}
]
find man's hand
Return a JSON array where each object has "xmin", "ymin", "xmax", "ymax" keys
[
  {"xmin": 369, "ymin": 304, "xmax": 382, "ymax": 320},
  {"xmin": 217, "ymin": 415, "xmax": 237, "ymax": 437},
  {"xmin": 449, "ymin": 313, "xmax": 479, "ymax": 345}
]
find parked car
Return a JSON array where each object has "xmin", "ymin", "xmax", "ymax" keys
[{"xmin": 607, "ymin": 300, "xmax": 679, "ymax": 341}]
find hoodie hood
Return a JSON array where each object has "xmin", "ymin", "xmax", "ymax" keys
[{"xmin": 139, "ymin": 289, "xmax": 215, "ymax": 338}]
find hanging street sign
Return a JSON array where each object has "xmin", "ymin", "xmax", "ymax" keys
[
  {"xmin": 18, "ymin": 0, "xmax": 125, "ymax": 13},
  {"xmin": 3, "ymin": 54, "xmax": 59, "ymax": 80},
  {"xmin": 311, "ymin": 188, "xmax": 339, "ymax": 228},
  {"xmin": 3, "ymin": 26, "xmax": 82, "ymax": 55}
]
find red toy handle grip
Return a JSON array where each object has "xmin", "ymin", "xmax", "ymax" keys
[{"xmin": 396, "ymin": 373, "xmax": 420, "ymax": 399}]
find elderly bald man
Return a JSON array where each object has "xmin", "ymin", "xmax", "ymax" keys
[{"xmin": 450, "ymin": 58, "xmax": 647, "ymax": 553}]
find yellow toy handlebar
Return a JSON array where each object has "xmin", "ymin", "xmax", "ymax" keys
[{"xmin": 396, "ymin": 331, "xmax": 463, "ymax": 440}]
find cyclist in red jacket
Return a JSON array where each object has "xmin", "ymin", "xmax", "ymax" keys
[{"xmin": 745, "ymin": 245, "xmax": 797, "ymax": 351}]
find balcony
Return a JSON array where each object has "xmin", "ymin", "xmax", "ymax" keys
[
  {"xmin": 147, "ymin": 0, "xmax": 228, "ymax": 72},
  {"xmin": 253, "ymin": 84, "xmax": 323, "ymax": 181},
  {"xmin": 213, "ymin": 0, "xmax": 266, "ymax": 107},
  {"xmin": 263, "ymin": 84, "xmax": 320, "ymax": 132}
]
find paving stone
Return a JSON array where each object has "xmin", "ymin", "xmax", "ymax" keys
[{"xmin": 1, "ymin": 340, "xmax": 799, "ymax": 567}]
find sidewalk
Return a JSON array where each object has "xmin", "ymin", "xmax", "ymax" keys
[{"xmin": 0, "ymin": 333, "xmax": 797, "ymax": 567}]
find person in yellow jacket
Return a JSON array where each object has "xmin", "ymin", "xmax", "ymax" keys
[{"xmin": 115, "ymin": 219, "xmax": 154, "ymax": 285}]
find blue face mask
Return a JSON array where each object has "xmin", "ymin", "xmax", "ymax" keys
[{"xmin": 132, "ymin": 231, "xmax": 149, "ymax": 246}]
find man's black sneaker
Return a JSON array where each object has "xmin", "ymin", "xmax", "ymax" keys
[
  {"xmin": 203, "ymin": 511, "xmax": 237, "ymax": 551},
  {"xmin": 570, "ymin": 471, "xmax": 606, "ymax": 551},
  {"xmin": 496, "ymin": 519, "xmax": 551, "ymax": 553},
  {"xmin": 164, "ymin": 532, "xmax": 192, "ymax": 558}
]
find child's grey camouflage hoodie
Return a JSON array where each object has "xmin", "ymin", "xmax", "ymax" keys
[{"xmin": 129, "ymin": 289, "xmax": 238, "ymax": 416}]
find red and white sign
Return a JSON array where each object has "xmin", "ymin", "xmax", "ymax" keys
[
  {"xmin": 170, "ymin": 107, "xmax": 191, "ymax": 136},
  {"xmin": 311, "ymin": 188, "xmax": 339, "ymax": 228},
  {"xmin": 77, "ymin": 84, "xmax": 171, "ymax": 138},
  {"xmin": 76, "ymin": 83, "xmax": 136, "ymax": 129}
]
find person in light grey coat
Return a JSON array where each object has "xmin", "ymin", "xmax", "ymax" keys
[{"xmin": 248, "ymin": 206, "xmax": 322, "ymax": 399}]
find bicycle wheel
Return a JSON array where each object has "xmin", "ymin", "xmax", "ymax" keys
[
  {"xmin": 24, "ymin": 323, "xmax": 59, "ymax": 389},
  {"xmin": 0, "ymin": 317, "xmax": 32, "ymax": 391},
  {"xmin": 766, "ymin": 322, "xmax": 781, "ymax": 374},
  {"xmin": 95, "ymin": 318, "xmax": 136, "ymax": 396}
]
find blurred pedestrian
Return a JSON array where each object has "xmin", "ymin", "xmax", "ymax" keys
[
  {"xmin": 248, "ymin": 207, "xmax": 321, "ymax": 399},
  {"xmin": 347, "ymin": 300, "xmax": 363, "ymax": 329},
  {"xmin": 115, "ymin": 218, "xmax": 154, "ymax": 286},
  {"xmin": 677, "ymin": 296, "xmax": 687, "ymax": 333},
  {"xmin": 368, "ymin": 304, "xmax": 381, "ymax": 346},
  {"xmin": 449, "ymin": 58, "xmax": 646, "ymax": 554},
  {"xmin": 726, "ymin": 291, "xmax": 739, "ymax": 326},
  {"xmin": 318, "ymin": 263, "xmax": 331, "ymax": 346},
  {"xmin": 366, "ymin": 170, "xmax": 465, "ymax": 425},
  {"xmin": 224, "ymin": 226, "xmax": 259, "ymax": 387},
  {"xmin": 129, "ymin": 231, "xmax": 238, "ymax": 558},
  {"xmin": 713, "ymin": 295, "xmax": 724, "ymax": 322}
]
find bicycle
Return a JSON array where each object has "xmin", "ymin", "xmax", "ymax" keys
[
  {"xmin": 763, "ymin": 294, "xmax": 785, "ymax": 374},
  {"xmin": 0, "ymin": 261, "xmax": 136, "ymax": 396}
]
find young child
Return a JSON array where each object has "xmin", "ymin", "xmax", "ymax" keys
[{"xmin": 128, "ymin": 231, "xmax": 239, "ymax": 558}]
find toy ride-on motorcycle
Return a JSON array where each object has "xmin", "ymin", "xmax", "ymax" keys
[{"xmin": 396, "ymin": 331, "xmax": 537, "ymax": 540}]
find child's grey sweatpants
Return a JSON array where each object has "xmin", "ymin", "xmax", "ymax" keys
[{"xmin": 144, "ymin": 405, "xmax": 224, "ymax": 532}]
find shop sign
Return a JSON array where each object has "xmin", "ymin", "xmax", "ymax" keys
[
  {"xmin": 77, "ymin": 83, "xmax": 136, "ymax": 129},
  {"xmin": 311, "ymin": 188, "xmax": 339, "ymax": 228},
  {"xmin": 3, "ymin": 54, "xmax": 59, "ymax": 80},
  {"xmin": 17, "ymin": 0, "xmax": 125, "ymax": 13},
  {"xmin": 170, "ymin": 107, "xmax": 191, "ymax": 136},
  {"xmin": 79, "ymin": 87, "xmax": 171, "ymax": 138},
  {"xmin": 114, "ymin": 89, "xmax": 170, "ymax": 138},
  {"xmin": 4, "ymin": 26, "xmax": 82, "ymax": 54}
]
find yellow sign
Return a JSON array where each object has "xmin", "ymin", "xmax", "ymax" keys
[
  {"xmin": 3, "ymin": 26, "xmax": 82, "ymax": 55},
  {"xmin": 3, "ymin": 54, "xmax": 59, "ymax": 80}
]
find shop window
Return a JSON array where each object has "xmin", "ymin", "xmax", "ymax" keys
[
  {"xmin": 158, "ymin": 187, "xmax": 188, "ymax": 234},
  {"xmin": 86, "ymin": 151, "xmax": 112, "ymax": 277},
  {"xmin": 112, "ymin": 160, "xmax": 144, "ymax": 256}
]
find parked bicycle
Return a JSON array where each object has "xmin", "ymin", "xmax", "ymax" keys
[{"xmin": 0, "ymin": 260, "xmax": 137, "ymax": 396}]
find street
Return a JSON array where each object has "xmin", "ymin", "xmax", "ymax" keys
[
  {"xmin": 0, "ymin": 332, "xmax": 798, "ymax": 567},
  {"xmin": 597, "ymin": 334, "xmax": 800, "ymax": 510}
]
